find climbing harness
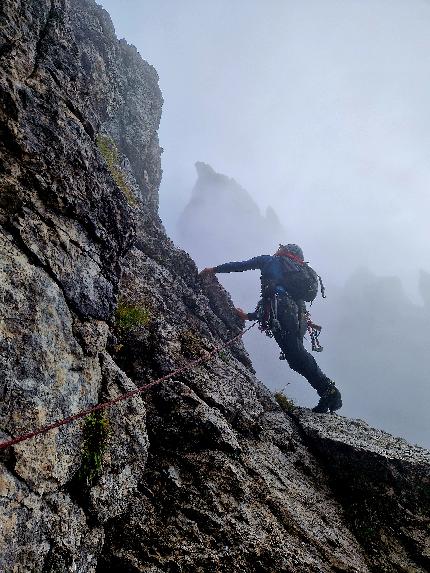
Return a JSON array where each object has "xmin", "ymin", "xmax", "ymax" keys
[
  {"xmin": 256, "ymin": 289, "xmax": 324, "ymax": 356},
  {"xmin": 0, "ymin": 322, "xmax": 257, "ymax": 450}
]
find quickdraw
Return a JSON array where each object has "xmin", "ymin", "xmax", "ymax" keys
[
  {"xmin": 256, "ymin": 294, "xmax": 282, "ymax": 338},
  {"xmin": 306, "ymin": 311, "xmax": 323, "ymax": 352}
]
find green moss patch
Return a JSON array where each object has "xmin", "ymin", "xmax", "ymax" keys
[
  {"xmin": 115, "ymin": 301, "xmax": 151, "ymax": 331},
  {"xmin": 96, "ymin": 134, "xmax": 137, "ymax": 206},
  {"xmin": 79, "ymin": 411, "xmax": 110, "ymax": 486},
  {"xmin": 274, "ymin": 392, "xmax": 295, "ymax": 413},
  {"xmin": 218, "ymin": 350, "xmax": 229, "ymax": 364}
]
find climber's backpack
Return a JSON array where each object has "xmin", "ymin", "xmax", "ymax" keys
[{"xmin": 278, "ymin": 256, "xmax": 324, "ymax": 302}]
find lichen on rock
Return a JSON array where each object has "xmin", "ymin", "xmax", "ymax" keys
[{"xmin": 96, "ymin": 133, "xmax": 139, "ymax": 206}]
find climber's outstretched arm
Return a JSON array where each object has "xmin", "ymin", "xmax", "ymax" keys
[{"xmin": 212, "ymin": 255, "xmax": 270, "ymax": 274}]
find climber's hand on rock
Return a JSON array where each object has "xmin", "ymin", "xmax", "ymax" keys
[{"xmin": 235, "ymin": 307, "xmax": 248, "ymax": 321}]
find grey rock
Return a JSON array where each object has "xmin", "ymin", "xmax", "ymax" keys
[
  {"xmin": 293, "ymin": 408, "xmax": 430, "ymax": 572},
  {"xmin": 0, "ymin": 229, "xmax": 100, "ymax": 494},
  {"xmin": 87, "ymin": 353, "xmax": 149, "ymax": 524},
  {"xmin": 0, "ymin": 1, "xmax": 429, "ymax": 572}
]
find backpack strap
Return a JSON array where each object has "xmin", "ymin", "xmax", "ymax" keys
[{"xmin": 282, "ymin": 252, "xmax": 305, "ymax": 265}]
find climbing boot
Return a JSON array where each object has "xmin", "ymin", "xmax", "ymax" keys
[{"xmin": 312, "ymin": 382, "xmax": 342, "ymax": 414}]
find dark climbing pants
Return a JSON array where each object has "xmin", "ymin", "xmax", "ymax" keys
[{"xmin": 272, "ymin": 293, "xmax": 331, "ymax": 397}]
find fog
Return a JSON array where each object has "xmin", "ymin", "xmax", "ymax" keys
[
  {"xmin": 100, "ymin": 0, "xmax": 430, "ymax": 447},
  {"xmin": 177, "ymin": 162, "xmax": 430, "ymax": 448}
]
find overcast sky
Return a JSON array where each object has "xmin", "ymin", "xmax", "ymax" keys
[{"xmin": 100, "ymin": 0, "xmax": 430, "ymax": 300}]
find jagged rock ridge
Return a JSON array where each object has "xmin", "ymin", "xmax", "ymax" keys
[
  {"xmin": 0, "ymin": 1, "xmax": 429, "ymax": 572},
  {"xmin": 177, "ymin": 161, "xmax": 285, "ymax": 266}
]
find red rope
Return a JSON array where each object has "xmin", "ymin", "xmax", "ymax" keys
[{"xmin": 0, "ymin": 323, "xmax": 256, "ymax": 450}]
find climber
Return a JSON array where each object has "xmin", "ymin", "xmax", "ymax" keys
[{"xmin": 200, "ymin": 244, "xmax": 342, "ymax": 414}]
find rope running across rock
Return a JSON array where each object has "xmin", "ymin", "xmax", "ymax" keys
[{"xmin": 0, "ymin": 323, "xmax": 257, "ymax": 450}]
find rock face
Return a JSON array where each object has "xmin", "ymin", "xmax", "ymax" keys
[{"xmin": 0, "ymin": 1, "xmax": 429, "ymax": 572}]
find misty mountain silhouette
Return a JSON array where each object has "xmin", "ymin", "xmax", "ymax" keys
[
  {"xmin": 177, "ymin": 164, "xmax": 430, "ymax": 449},
  {"xmin": 177, "ymin": 162, "xmax": 285, "ymax": 266}
]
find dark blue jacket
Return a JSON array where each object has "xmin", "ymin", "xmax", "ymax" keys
[{"xmin": 214, "ymin": 255, "xmax": 302, "ymax": 295}]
